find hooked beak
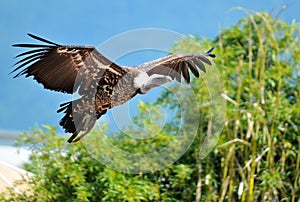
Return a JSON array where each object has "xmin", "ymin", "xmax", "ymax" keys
[
  {"xmin": 140, "ymin": 75, "xmax": 173, "ymax": 94},
  {"xmin": 149, "ymin": 75, "xmax": 172, "ymax": 86}
]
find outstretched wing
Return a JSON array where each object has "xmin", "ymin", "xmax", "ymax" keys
[
  {"xmin": 139, "ymin": 48, "xmax": 215, "ymax": 83},
  {"xmin": 11, "ymin": 33, "xmax": 126, "ymax": 94}
]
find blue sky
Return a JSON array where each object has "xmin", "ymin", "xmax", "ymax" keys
[{"xmin": 1, "ymin": 0, "xmax": 299, "ymax": 133}]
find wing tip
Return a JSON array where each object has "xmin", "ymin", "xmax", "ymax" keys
[
  {"xmin": 206, "ymin": 47, "xmax": 216, "ymax": 58},
  {"xmin": 27, "ymin": 33, "xmax": 35, "ymax": 38},
  {"xmin": 12, "ymin": 44, "xmax": 22, "ymax": 47},
  {"xmin": 12, "ymin": 33, "xmax": 60, "ymax": 47}
]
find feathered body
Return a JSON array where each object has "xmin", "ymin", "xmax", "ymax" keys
[{"xmin": 12, "ymin": 34, "xmax": 215, "ymax": 142}]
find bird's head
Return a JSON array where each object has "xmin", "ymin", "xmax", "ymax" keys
[{"xmin": 140, "ymin": 74, "xmax": 172, "ymax": 94}]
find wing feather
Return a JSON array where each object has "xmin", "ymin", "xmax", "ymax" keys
[
  {"xmin": 180, "ymin": 61, "xmax": 190, "ymax": 83},
  {"xmin": 186, "ymin": 60, "xmax": 199, "ymax": 78},
  {"xmin": 27, "ymin": 33, "xmax": 60, "ymax": 46},
  {"xmin": 12, "ymin": 33, "xmax": 126, "ymax": 94},
  {"xmin": 191, "ymin": 57, "xmax": 207, "ymax": 73},
  {"xmin": 13, "ymin": 52, "xmax": 44, "ymax": 66},
  {"xmin": 14, "ymin": 48, "xmax": 45, "ymax": 58},
  {"xmin": 140, "ymin": 48, "xmax": 215, "ymax": 83}
]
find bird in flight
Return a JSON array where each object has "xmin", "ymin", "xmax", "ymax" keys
[{"xmin": 11, "ymin": 34, "xmax": 215, "ymax": 143}]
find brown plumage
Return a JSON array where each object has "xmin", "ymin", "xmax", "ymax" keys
[{"xmin": 12, "ymin": 34, "xmax": 215, "ymax": 143}]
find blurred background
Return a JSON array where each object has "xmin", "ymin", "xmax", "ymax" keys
[
  {"xmin": 0, "ymin": 0, "xmax": 298, "ymax": 172},
  {"xmin": 1, "ymin": 1, "xmax": 299, "ymax": 200},
  {"xmin": 0, "ymin": 0, "xmax": 299, "ymax": 166},
  {"xmin": 1, "ymin": 0, "xmax": 299, "ymax": 136}
]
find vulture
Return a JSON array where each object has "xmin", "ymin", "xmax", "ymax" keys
[{"xmin": 11, "ymin": 34, "xmax": 215, "ymax": 143}]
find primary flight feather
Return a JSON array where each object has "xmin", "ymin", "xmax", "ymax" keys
[{"xmin": 12, "ymin": 34, "xmax": 215, "ymax": 143}]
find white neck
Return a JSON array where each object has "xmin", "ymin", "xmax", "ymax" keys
[
  {"xmin": 134, "ymin": 73, "xmax": 172, "ymax": 94},
  {"xmin": 133, "ymin": 72, "xmax": 150, "ymax": 88}
]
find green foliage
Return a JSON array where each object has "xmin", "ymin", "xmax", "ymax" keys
[{"xmin": 1, "ymin": 11, "xmax": 299, "ymax": 201}]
